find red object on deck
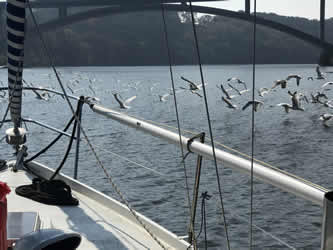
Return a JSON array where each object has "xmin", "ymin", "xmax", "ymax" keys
[{"xmin": 0, "ymin": 182, "xmax": 10, "ymax": 250}]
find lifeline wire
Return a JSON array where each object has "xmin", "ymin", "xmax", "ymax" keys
[
  {"xmin": 250, "ymin": 1, "xmax": 258, "ymax": 248},
  {"xmin": 27, "ymin": 2, "xmax": 168, "ymax": 248},
  {"xmin": 188, "ymin": 1, "xmax": 230, "ymax": 249},
  {"xmin": 160, "ymin": 1, "xmax": 193, "ymax": 232},
  {"xmin": 142, "ymin": 118, "xmax": 327, "ymax": 192}
]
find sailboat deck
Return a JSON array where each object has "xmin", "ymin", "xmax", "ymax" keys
[{"xmin": 2, "ymin": 167, "xmax": 188, "ymax": 249}]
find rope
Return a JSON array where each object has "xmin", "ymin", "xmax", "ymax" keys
[
  {"xmin": 160, "ymin": 0, "xmax": 194, "ymax": 241},
  {"xmin": 188, "ymin": 1, "xmax": 231, "ymax": 249},
  {"xmin": 24, "ymin": 114, "xmax": 76, "ymax": 164},
  {"xmin": 49, "ymin": 99, "xmax": 83, "ymax": 180},
  {"xmin": 249, "ymin": 1, "xmax": 258, "ymax": 248},
  {"xmin": 195, "ymin": 192, "xmax": 211, "ymax": 250},
  {"xmin": 27, "ymin": 2, "xmax": 168, "ymax": 248},
  {"xmin": 93, "ymin": 145, "xmax": 169, "ymax": 177}
]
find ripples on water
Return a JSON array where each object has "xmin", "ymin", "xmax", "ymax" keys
[{"xmin": 1, "ymin": 64, "xmax": 332, "ymax": 249}]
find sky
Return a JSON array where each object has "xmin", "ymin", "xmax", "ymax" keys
[{"xmin": 197, "ymin": 0, "xmax": 333, "ymax": 20}]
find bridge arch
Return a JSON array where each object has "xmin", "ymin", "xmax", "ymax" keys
[{"xmin": 31, "ymin": 4, "xmax": 333, "ymax": 50}]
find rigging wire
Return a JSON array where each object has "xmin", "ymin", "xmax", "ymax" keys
[
  {"xmin": 188, "ymin": 1, "xmax": 230, "ymax": 249},
  {"xmin": 26, "ymin": 2, "xmax": 168, "ymax": 248},
  {"xmin": 141, "ymin": 118, "xmax": 328, "ymax": 192},
  {"xmin": 160, "ymin": 0, "xmax": 193, "ymax": 238},
  {"xmin": 24, "ymin": 114, "xmax": 76, "ymax": 163},
  {"xmin": 215, "ymin": 199, "xmax": 296, "ymax": 250},
  {"xmin": 250, "ymin": 1, "xmax": 258, "ymax": 248}
]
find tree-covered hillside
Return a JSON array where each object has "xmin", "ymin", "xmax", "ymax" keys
[{"xmin": 1, "ymin": 7, "xmax": 332, "ymax": 66}]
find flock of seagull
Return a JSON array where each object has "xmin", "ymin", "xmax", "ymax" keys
[
  {"xmin": 155, "ymin": 65, "xmax": 333, "ymax": 127},
  {"xmin": 6, "ymin": 65, "xmax": 333, "ymax": 128}
]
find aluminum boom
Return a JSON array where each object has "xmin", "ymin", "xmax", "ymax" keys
[{"xmin": 90, "ymin": 104, "xmax": 327, "ymax": 206}]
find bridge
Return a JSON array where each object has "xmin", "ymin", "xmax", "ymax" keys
[{"xmin": 3, "ymin": 0, "xmax": 333, "ymax": 65}]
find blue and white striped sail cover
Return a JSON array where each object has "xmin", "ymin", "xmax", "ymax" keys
[{"xmin": 7, "ymin": 0, "xmax": 26, "ymax": 126}]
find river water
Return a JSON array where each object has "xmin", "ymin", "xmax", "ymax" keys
[{"xmin": 1, "ymin": 64, "xmax": 332, "ymax": 249}]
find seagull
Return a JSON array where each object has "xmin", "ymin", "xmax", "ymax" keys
[
  {"xmin": 277, "ymin": 102, "xmax": 304, "ymax": 113},
  {"xmin": 31, "ymin": 89, "xmax": 50, "ymax": 101},
  {"xmin": 242, "ymin": 100, "xmax": 263, "ymax": 112},
  {"xmin": 181, "ymin": 76, "xmax": 203, "ymax": 91},
  {"xmin": 227, "ymin": 83, "xmax": 249, "ymax": 95},
  {"xmin": 321, "ymin": 82, "xmax": 333, "ymax": 89},
  {"xmin": 286, "ymin": 74, "xmax": 302, "ymax": 86},
  {"xmin": 67, "ymin": 85, "xmax": 74, "ymax": 94},
  {"xmin": 113, "ymin": 93, "xmax": 136, "ymax": 109},
  {"xmin": 316, "ymin": 65, "xmax": 325, "ymax": 80},
  {"xmin": 217, "ymin": 84, "xmax": 235, "ymax": 100},
  {"xmin": 310, "ymin": 93, "xmax": 318, "ymax": 103},
  {"xmin": 257, "ymin": 88, "xmax": 270, "ymax": 97},
  {"xmin": 190, "ymin": 90, "xmax": 202, "ymax": 98},
  {"xmin": 180, "ymin": 76, "xmax": 204, "ymax": 97},
  {"xmin": 307, "ymin": 76, "xmax": 314, "ymax": 81},
  {"xmin": 271, "ymin": 79, "xmax": 287, "ymax": 89},
  {"xmin": 227, "ymin": 77, "xmax": 247, "ymax": 89},
  {"xmin": 323, "ymin": 100, "xmax": 333, "ymax": 109},
  {"xmin": 158, "ymin": 93, "xmax": 169, "ymax": 102},
  {"xmin": 222, "ymin": 96, "xmax": 237, "ymax": 109},
  {"xmin": 319, "ymin": 113, "xmax": 333, "ymax": 127},
  {"xmin": 277, "ymin": 103, "xmax": 293, "ymax": 113},
  {"xmin": 84, "ymin": 96, "xmax": 100, "ymax": 105},
  {"xmin": 288, "ymin": 91, "xmax": 307, "ymax": 110},
  {"xmin": 314, "ymin": 91, "xmax": 328, "ymax": 104}
]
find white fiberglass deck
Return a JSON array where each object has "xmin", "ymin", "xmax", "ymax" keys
[{"xmin": 2, "ymin": 163, "xmax": 190, "ymax": 250}]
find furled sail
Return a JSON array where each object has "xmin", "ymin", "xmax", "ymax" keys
[{"xmin": 7, "ymin": 0, "xmax": 26, "ymax": 128}]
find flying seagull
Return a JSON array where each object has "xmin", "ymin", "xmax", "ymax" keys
[
  {"xmin": 272, "ymin": 79, "xmax": 287, "ymax": 89},
  {"xmin": 257, "ymin": 88, "xmax": 270, "ymax": 97},
  {"xmin": 286, "ymin": 74, "xmax": 302, "ymax": 86},
  {"xmin": 180, "ymin": 76, "xmax": 204, "ymax": 97},
  {"xmin": 181, "ymin": 76, "xmax": 203, "ymax": 91},
  {"xmin": 158, "ymin": 93, "xmax": 170, "ymax": 102},
  {"xmin": 313, "ymin": 91, "xmax": 328, "ymax": 104},
  {"xmin": 227, "ymin": 77, "xmax": 247, "ymax": 90},
  {"xmin": 242, "ymin": 100, "xmax": 263, "ymax": 112},
  {"xmin": 316, "ymin": 65, "xmax": 325, "ymax": 80},
  {"xmin": 222, "ymin": 96, "xmax": 237, "ymax": 109},
  {"xmin": 227, "ymin": 83, "xmax": 249, "ymax": 95},
  {"xmin": 323, "ymin": 100, "xmax": 333, "ymax": 109},
  {"xmin": 319, "ymin": 113, "xmax": 333, "ymax": 127},
  {"xmin": 277, "ymin": 103, "xmax": 294, "ymax": 113},
  {"xmin": 288, "ymin": 91, "xmax": 307, "ymax": 110},
  {"xmin": 113, "ymin": 93, "xmax": 136, "ymax": 109},
  {"xmin": 31, "ymin": 89, "xmax": 50, "ymax": 101},
  {"xmin": 321, "ymin": 82, "xmax": 333, "ymax": 89},
  {"xmin": 217, "ymin": 84, "xmax": 235, "ymax": 100}
]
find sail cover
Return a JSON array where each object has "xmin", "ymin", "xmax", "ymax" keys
[{"xmin": 7, "ymin": 0, "xmax": 26, "ymax": 127}]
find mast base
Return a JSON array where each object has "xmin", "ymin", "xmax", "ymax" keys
[{"xmin": 6, "ymin": 128, "xmax": 26, "ymax": 145}]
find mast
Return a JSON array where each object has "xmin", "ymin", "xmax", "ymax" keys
[
  {"xmin": 6, "ymin": 0, "xmax": 27, "ymax": 167},
  {"xmin": 7, "ymin": 0, "xmax": 26, "ymax": 129}
]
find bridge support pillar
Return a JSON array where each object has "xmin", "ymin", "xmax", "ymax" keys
[
  {"xmin": 320, "ymin": 0, "xmax": 325, "ymax": 43},
  {"xmin": 245, "ymin": 0, "xmax": 250, "ymax": 14},
  {"xmin": 59, "ymin": 7, "xmax": 67, "ymax": 18},
  {"xmin": 319, "ymin": 48, "xmax": 333, "ymax": 66}
]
